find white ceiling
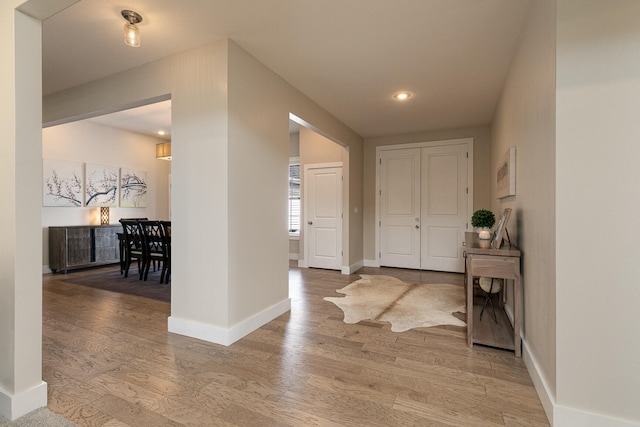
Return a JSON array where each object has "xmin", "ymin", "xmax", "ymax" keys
[{"xmin": 43, "ymin": 0, "xmax": 531, "ymax": 140}]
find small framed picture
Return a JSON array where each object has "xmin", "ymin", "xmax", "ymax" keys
[{"xmin": 492, "ymin": 208, "xmax": 512, "ymax": 249}]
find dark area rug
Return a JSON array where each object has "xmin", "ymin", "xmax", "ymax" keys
[{"xmin": 58, "ymin": 265, "xmax": 170, "ymax": 303}]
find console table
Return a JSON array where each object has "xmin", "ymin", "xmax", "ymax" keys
[
  {"xmin": 464, "ymin": 232, "xmax": 522, "ymax": 356},
  {"xmin": 49, "ymin": 225, "xmax": 121, "ymax": 273}
]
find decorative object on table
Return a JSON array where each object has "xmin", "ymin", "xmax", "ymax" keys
[
  {"xmin": 324, "ymin": 275, "xmax": 466, "ymax": 332},
  {"xmin": 492, "ymin": 208, "xmax": 512, "ymax": 249},
  {"xmin": 497, "ymin": 147, "xmax": 516, "ymax": 198},
  {"xmin": 100, "ymin": 207, "xmax": 110, "ymax": 225},
  {"xmin": 471, "ymin": 209, "xmax": 495, "ymax": 240},
  {"xmin": 43, "ymin": 158, "xmax": 83, "ymax": 207}
]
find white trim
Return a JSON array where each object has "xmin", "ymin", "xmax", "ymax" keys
[
  {"xmin": 523, "ymin": 340, "xmax": 640, "ymax": 427},
  {"xmin": 0, "ymin": 381, "xmax": 47, "ymax": 421},
  {"xmin": 288, "ymin": 252, "xmax": 299, "ymax": 261},
  {"xmin": 523, "ymin": 339, "xmax": 554, "ymax": 425},
  {"xmin": 341, "ymin": 259, "xmax": 364, "ymax": 275},
  {"xmin": 375, "ymin": 138, "xmax": 474, "ymax": 269},
  {"xmin": 168, "ymin": 298, "xmax": 291, "ymax": 346},
  {"xmin": 364, "ymin": 259, "xmax": 380, "ymax": 267},
  {"xmin": 554, "ymin": 406, "xmax": 640, "ymax": 427}
]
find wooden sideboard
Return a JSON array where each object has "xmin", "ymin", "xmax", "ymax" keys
[{"xmin": 49, "ymin": 225, "xmax": 121, "ymax": 273}]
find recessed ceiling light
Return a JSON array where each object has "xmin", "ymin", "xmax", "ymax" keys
[
  {"xmin": 393, "ymin": 92, "xmax": 412, "ymax": 101},
  {"xmin": 158, "ymin": 130, "xmax": 166, "ymax": 136}
]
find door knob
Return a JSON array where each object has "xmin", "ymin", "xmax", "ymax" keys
[
  {"xmin": 308, "ymin": 221, "xmax": 313, "ymax": 225},
  {"xmin": 415, "ymin": 225, "xmax": 420, "ymax": 229}
]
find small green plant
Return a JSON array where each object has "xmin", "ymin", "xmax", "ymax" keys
[{"xmin": 471, "ymin": 209, "xmax": 495, "ymax": 229}]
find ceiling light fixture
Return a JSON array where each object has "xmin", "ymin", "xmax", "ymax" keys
[
  {"xmin": 393, "ymin": 92, "xmax": 412, "ymax": 101},
  {"xmin": 156, "ymin": 142, "xmax": 172, "ymax": 160},
  {"xmin": 121, "ymin": 10, "xmax": 143, "ymax": 47}
]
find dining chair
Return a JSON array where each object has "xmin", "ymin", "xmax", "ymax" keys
[
  {"xmin": 138, "ymin": 220, "xmax": 169, "ymax": 283},
  {"xmin": 119, "ymin": 219, "xmax": 145, "ymax": 279},
  {"xmin": 159, "ymin": 220, "xmax": 171, "ymax": 284},
  {"xmin": 117, "ymin": 217, "xmax": 147, "ymax": 274}
]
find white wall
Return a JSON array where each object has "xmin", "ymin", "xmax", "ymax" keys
[
  {"xmin": 491, "ymin": 0, "xmax": 557, "ymax": 421},
  {"xmin": 42, "ymin": 120, "xmax": 171, "ymax": 271},
  {"xmin": 556, "ymin": 0, "xmax": 640, "ymax": 425},
  {"xmin": 1, "ymin": 0, "xmax": 79, "ymax": 420}
]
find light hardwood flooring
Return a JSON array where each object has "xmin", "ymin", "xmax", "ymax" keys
[{"xmin": 42, "ymin": 263, "xmax": 549, "ymax": 426}]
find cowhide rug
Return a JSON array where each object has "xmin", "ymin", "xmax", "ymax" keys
[{"xmin": 324, "ymin": 274, "xmax": 466, "ymax": 332}]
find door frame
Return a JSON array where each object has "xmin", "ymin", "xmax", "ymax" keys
[
  {"xmin": 300, "ymin": 161, "xmax": 344, "ymax": 270},
  {"xmin": 374, "ymin": 138, "xmax": 474, "ymax": 268}
]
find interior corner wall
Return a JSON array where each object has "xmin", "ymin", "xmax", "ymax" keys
[
  {"xmin": 41, "ymin": 121, "xmax": 171, "ymax": 271},
  {"xmin": 491, "ymin": 0, "xmax": 557, "ymax": 422},
  {"xmin": 362, "ymin": 125, "xmax": 492, "ymax": 263},
  {"xmin": 226, "ymin": 40, "xmax": 291, "ymax": 326},
  {"xmin": 556, "ymin": 0, "xmax": 640, "ymax": 425}
]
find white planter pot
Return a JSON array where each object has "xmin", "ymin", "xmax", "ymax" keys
[{"xmin": 477, "ymin": 228, "xmax": 492, "ymax": 240}]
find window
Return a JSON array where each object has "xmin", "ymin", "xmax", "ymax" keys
[{"xmin": 288, "ymin": 158, "xmax": 300, "ymax": 236}]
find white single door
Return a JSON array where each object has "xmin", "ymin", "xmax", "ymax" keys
[
  {"xmin": 420, "ymin": 144, "xmax": 468, "ymax": 273},
  {"xmin": 306, "ymin": 165, "xmax": 342, "ymax": 270},
  {"xmin": 379, "ymin": 148, "xmax": 421, "ymax": 269}
]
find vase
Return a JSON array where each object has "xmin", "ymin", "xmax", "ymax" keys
[{"xmin": 478, "ymin": 228, "xmax": 492, "ymax": 240}]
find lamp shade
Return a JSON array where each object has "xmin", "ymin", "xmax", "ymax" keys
[
  {"xmin": 156, "ymin": 142, "xmax": 172, "ymax": 160},
  {"xmin": 121, "ymin": 10, "xmax": 142, "ymax": 48},
  {"xmin": 124, "ymin": 23, "xmax": 140, "ymax": 47}
]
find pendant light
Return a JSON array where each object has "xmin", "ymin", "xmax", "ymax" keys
[{"xmin": 121, "ymin": 10, "xmax": 142, "ymax": 47}]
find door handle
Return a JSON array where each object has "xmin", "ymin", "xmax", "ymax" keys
[
  {"xmin": 308, "ymin": 221, "xmax": 313, "ymax": 225},
  {"xmin": 415, "ymin": 225, "xmax": 420, "ymax": 229}
]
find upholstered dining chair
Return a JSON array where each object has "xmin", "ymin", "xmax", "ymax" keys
[
  {"xmin": 119, "ymin": 219, "xmax": 145, "ymax": 279},
  {"xmin": 478, "ymin": 276, "xmax": 503, "ymax": 323}
]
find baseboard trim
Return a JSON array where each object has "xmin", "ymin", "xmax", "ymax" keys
[
  {"xmin": 364, "ymin": 259, "xmax": 379, "ymax": 267},
  {"xmin": 523, "ymin": 340, "xmax": 639, "ymax": 427},
  {"xmin": 522, "ymin": 339, "xmax": 554, "ymax": 425},
  {"xmin": 341, "ymin": 259, "xmax": 364, "ymax": 275},
  {"xmin": 168, "ymin": 297, "xmax": 291, "ymax": 346},
  {"xmin": 288, "ymin": 253, "xmax": 299, "ymax": 261},
  {"xmin": 553, "ymin": 405, "xmax": 640, "ymax": 427},
  {"xmin": 0, "ymin": 381, "xmax": 47, "ymax": 421}
]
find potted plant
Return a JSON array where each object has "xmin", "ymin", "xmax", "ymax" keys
[{"xmin": 471, "ymin": 209, "xmax": 495, "ymax": 240}]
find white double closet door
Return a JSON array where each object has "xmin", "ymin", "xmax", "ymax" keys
[{"xmin": 378, "ymin": 141, "xmax": 470, "ymax": 273}]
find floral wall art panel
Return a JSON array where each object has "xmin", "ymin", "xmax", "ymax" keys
[
  {"xmin": 120, "ymin": 168, "xmax": 148, "ymax": 207},
  {"xmin": 85, "ymin": 163, "xmax": 119, "ymax": 207},
  {"xmin": 43, "ymin": 158, "xmax": 83, "ymax": 207}
]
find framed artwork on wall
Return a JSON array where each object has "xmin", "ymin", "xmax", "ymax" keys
[
  {"xmin": 497, "ymin": 147, "xmax": 516, "ymax": 199},
  {"xmin": 120, "ymin": 167, "xmax": 147, "ymax": 207},
  {"xmin": 85, "ymin": 163, "xmax": 118, "ymax": 207},
  {"xmin": 43, "ymin": 158, "xmax": 83, "ymax": 207}
]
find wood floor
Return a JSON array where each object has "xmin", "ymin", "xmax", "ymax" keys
[{"xmin": 42, "ymin": 263, "xmax": 549, "ymax": 427}]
